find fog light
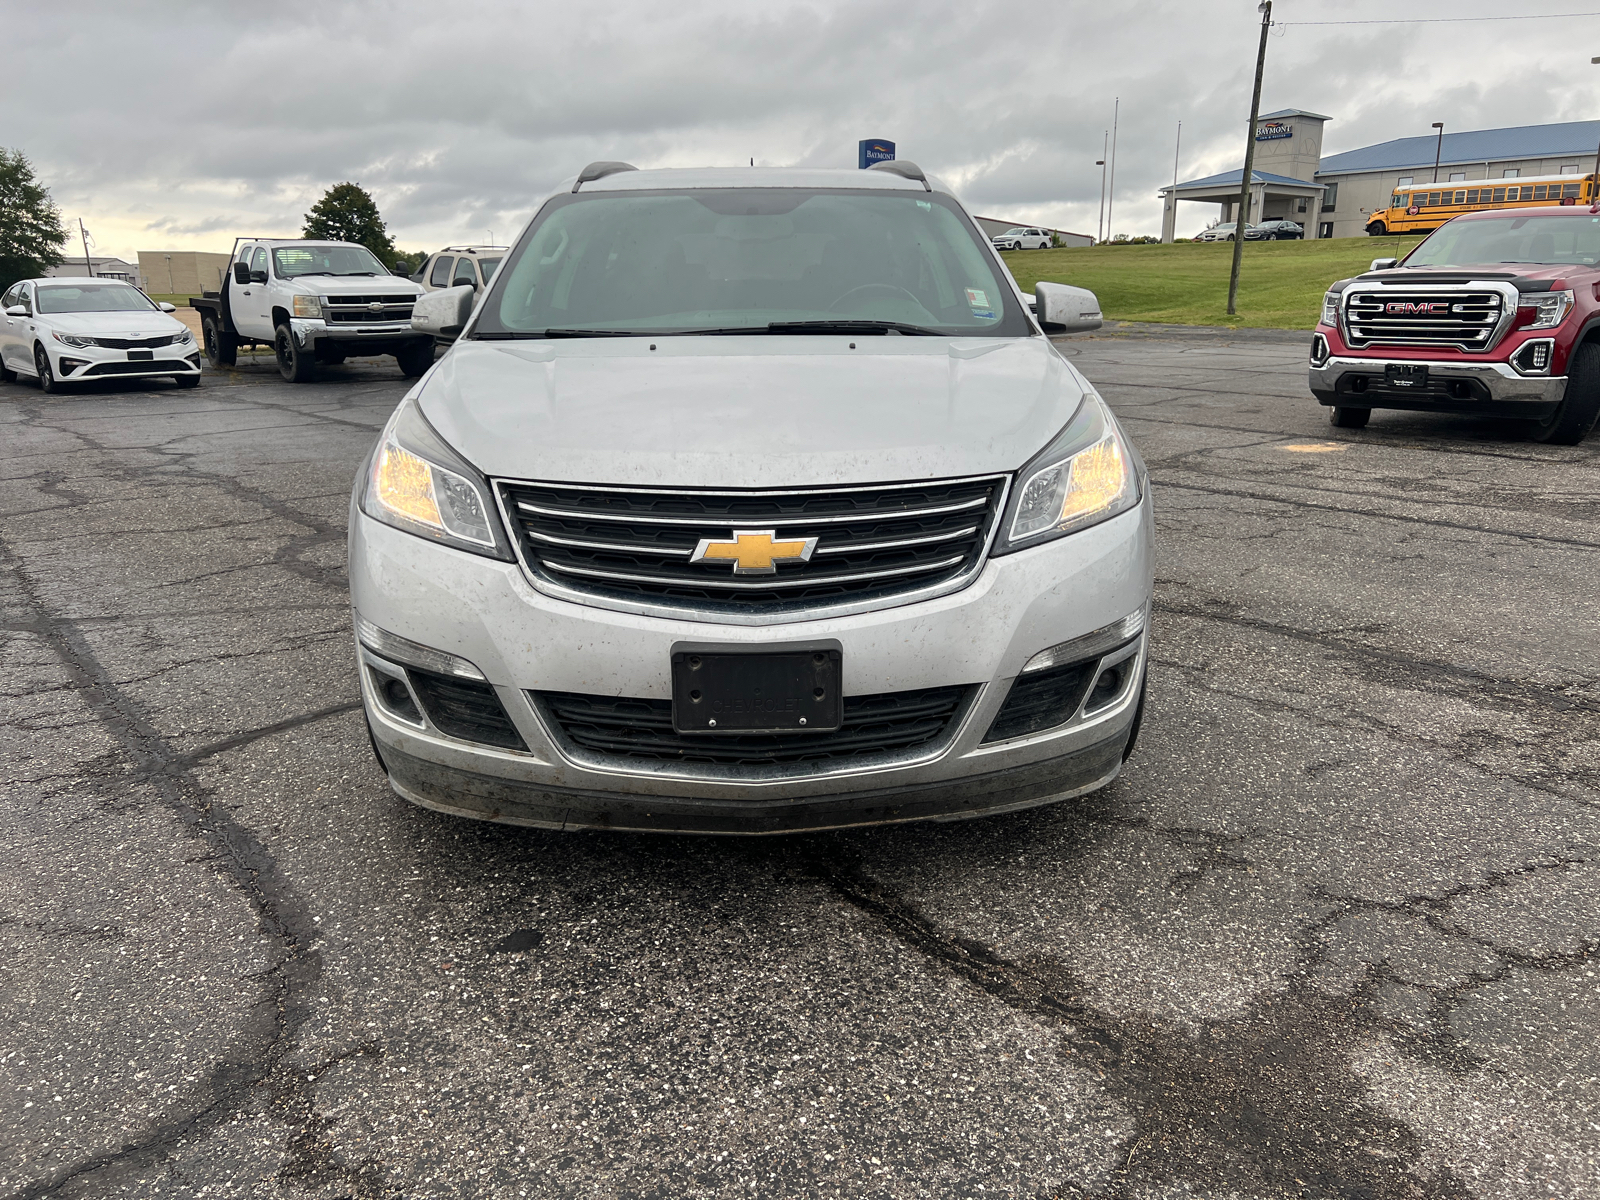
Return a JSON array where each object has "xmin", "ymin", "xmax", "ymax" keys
[
  {"xmin": 1510, "ymin": 339, "xmax": 1554, "ymax": 376},
  {"xmin": 58, "ymin": 357, "xmax": 89, "ymax": 374},
  {"xmin": 1085, "ymin": 661, "xmax": 1132, "ymax": 712}
]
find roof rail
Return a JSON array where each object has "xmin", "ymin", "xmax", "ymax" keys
[
  {"xmin": 868, "ymin": 160, "xmax": 931, "ymax": 191},
  {"xmin": 573, "ymin": 161, "xmax": 639, "ymax": 192}
]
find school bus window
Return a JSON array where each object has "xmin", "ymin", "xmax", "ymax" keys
[
  {"xmin": 1533, "ymin": 185, "xmax": 1547, "ymax": 200},
  {"xmin": 1493, "ymin": 187, "xmax": 1506, "ymax": 202},
  {"xmin": 1466, "ymin": 189, "xmax": 1479, "ymax": 204},
  {"xmin": 1565, "ymin": 183, "xmax": 1582, "ymax": 198},
  {"xmin": 1454, "ymin": 190, "xmax": 1466, "ymax": 204}
]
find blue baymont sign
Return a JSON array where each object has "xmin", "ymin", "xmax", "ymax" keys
[
  {"xmin": 1255, "ymin": 120, "xmax": 1292, "ymax": 142},
  {"xmin": 859, "ymin": 139, "xmax": 895, "ymax": 169}
]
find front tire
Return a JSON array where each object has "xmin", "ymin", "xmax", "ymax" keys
[
  {"xmin": 0, "ymin": 356, "xmax": 15, "ymax": 384},
  {"xmin": 396, "ymin": 340, "xmax": 435, "ymax": 379},
  {"xmin": 1366, "ymin": 221, "xmax": 1388, "ymax": 237},
  {"xmin": 1330, "ymin": 405, "xmax": 1370, "ymax": 429},
  {"xmin": 34, "ymin": 347, "xmax": 61, "ymax": 394},
  {"xmin": 202, "ymin": 315, "xmax": 237, "ymax": 368},
  {"xmin": 274, "ymin": 323, "xmax": 316, "ymax": 383},
  {"xmin": 174, "ymin": 373, "xmax": 201, "ymax": 389},
  {"xmin": 1529, "ymin": 341, "xmax": 1600, "ymax": 445}
]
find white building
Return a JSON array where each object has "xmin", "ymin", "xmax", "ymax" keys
[{"xmin": 44, "ymin": 256, "xmax": 140, "ymax": 282}]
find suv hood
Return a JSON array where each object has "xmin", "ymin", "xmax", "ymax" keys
[{"xmin": 419, "ymin": 336, "xmax": 1085, "ymax": 488}]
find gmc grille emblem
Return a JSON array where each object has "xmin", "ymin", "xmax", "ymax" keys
[{"xmin": 1386, "ymin": 301, "xmax": 1449, "ymax": 315}]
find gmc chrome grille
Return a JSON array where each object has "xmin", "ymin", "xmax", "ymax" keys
[
  {"xmin": 1343, "ymin": 290, "xmax": 1506, "ymax": 351},
  {"xmin": 497, "ymin": 476, "xmax": 1006, "ymax": 614}
]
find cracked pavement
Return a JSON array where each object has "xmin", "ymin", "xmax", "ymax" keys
[{"xmin": 1, "ymin": 333, "xmax": 1597, "ymax": 1199}]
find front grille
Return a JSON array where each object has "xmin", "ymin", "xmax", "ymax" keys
[
  {"xmin": 408, "ymin": 667, "xmax": 526, "ymax": 750},
  {"xmin": 533, "ymin": 685, "xmax": 974, "ymax": 767},
  {"xmin": 498, "ymin": 476, "xmax": 1006, "ymax": 614},
  {"xmin": 1343, "ymin": 290, "xmax": 1506, "ymax": 352},
  {"xmin": 84, "ymin": 360, "xmax": 193, "ymax": 375},
  {"xmin": 87, "ymin": 335, "xmax": 176, "ymax": 349},
  {"xmin": 323, "ymin": 294, "xmax": 415, "ymax": 324}
]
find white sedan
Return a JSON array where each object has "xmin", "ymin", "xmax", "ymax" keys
[
  {"xmin": 991, "ymin": 226, "xmax": 1053, "ymax": 250},
  {"xmin": 0, "ymin": 278, "xmax": 201, "ymax": 393}
]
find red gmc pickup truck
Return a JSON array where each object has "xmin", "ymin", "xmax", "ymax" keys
[{"xmin": 1309, "ymin": 204, "xmax": 1600, "ymax": 444}]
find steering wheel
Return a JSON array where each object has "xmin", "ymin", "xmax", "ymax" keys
[{"xmin": 828, "ymin": 283, "xmax": 924, "ymax": 314}]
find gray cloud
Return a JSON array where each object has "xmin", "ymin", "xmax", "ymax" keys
[{"xmin": 10, "ymin": 0, "xmax": 1599, "ymax": 257}]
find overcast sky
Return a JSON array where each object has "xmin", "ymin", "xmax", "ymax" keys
[{"xmin": 11, "ymin": 1, "xmax": 1600, "ymax": 262}]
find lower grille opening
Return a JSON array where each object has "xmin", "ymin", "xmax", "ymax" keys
[
  {"xmin": 534, "ymin": 685, "xmax": 974, "ymax": 767},
  {"xmin": 983, "ymin": 660, "xmax": 1097, "ymax": 743},
  {"xmin": 84, "ymin": 360, "xmax": 193, "ymax": 376},
  {"xmin": 409, "ymin": 668, "xmax": 527, "ymax": 750},
  {"xmin": 1335, "ymin": 373, "xmax": 1492, "ymax": 403}
]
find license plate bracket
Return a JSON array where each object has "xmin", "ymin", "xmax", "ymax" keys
[
  {"xmin": 127, "ymin": 350, "xmax": 154, "ymax": 361},
  {"xmin": 1385, "ymin": 363, "xmax": 1428, "ymax": 389},
  {"xmin": 671, "ymin": 644, "xmax": 842, "ymax": 735}
]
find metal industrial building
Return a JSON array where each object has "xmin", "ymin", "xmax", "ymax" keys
[{"xmin": 1160, "ymin": 113, "xmax": 1600, "ymax": 241}]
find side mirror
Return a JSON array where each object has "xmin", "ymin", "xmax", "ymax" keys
[
  {"xmin": 411, "ymin": 284, "xmax": 476, "ymax": 339},
  {"xmin": 158, "ymin": 302, "xmax": 177, "ymax": 313},
  {"xmin": 1034, "ymin": 282, "xmax": 1103, "ymax": 333},
  {"xmin": 1370, "ymin": 257, "xmax": 1398, "ymax": 271},
  {"xmin": 5, "ymin": 305, "xmax": 25, "ymax": 317},
  {"xmin": 393, "ymin": 262, "xmax": 411, "ymax": 276},
  {"xmin": 233, "ymin": 262, "xmax": 251, "ymax": 285},
  {"xmin": 249, "ymin": 269, "xmax": 269, "ymax": 285}
]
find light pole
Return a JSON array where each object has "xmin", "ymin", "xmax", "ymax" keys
[
  {"xmin": 1431, "ymin": 122, "xmax": 1445, "ymax": 183},
  {"xmin": 1228, "ymin": 0, "xmax": 1272, "ymax": 317},
  {"xmin": 1096, "ymin": 145, "xmax": 1107, "ymax": 245},
  {"xmin": 1590, "ymin": 59, "xmax": 1600, "ymax": 201}
]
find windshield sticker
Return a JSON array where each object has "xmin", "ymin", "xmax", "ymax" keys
[{"xmin": 966, "ymin": 288, "xmax": 988, "ymax": 308}]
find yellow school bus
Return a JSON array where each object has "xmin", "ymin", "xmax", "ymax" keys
[{"xmin": 1365, "ymin": 173, "xmax": 1596, "ymax": 236}]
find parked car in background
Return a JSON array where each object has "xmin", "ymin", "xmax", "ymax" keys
[
  {"xmin": 355, "ymin": 160, "xmax": 1148, "ymax": 836},
  {"xmin": 415, "ymin": 246, "xmax": 508, "ymax": 292},
  {"xmin": 1244, "ymin": 220, "xmax": 1304, "ymax": 241},
  {"xmin": 1197, "ymin": 223, "xmax": 1251, "ymax": 242},
  {"xmin": 0, "ymin": 278, "xmax": 200, "ymax": 393},
  {"xmin": 190, "ymin": 239, "xmax": 432, "ymax": 383},
  {"xmin": 991, "ymin": 227, "xmax": 1052, "ymax": 251},
  {"xmin": 1309, "ymin": 204, "xmax": 1600, "ymax": 443}
]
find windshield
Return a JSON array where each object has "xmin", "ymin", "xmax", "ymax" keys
[
  {"xmin": 36, "ymin": 284, "xmax": 157, "ymax": 314},
  {"xmin": 272, "ymin": 244, "xmax": 389, "ymax": 277},
  {"xmin": 478, "ymin": 257, "xmax": 502, "ymax": 282},
  {"xmin": 476, "ymin": 188, "xmax": 1028, "ymax": 337},
  {"xmin": 1405, "ymin": 214, "xmax": 1600, "ymax": 267}
]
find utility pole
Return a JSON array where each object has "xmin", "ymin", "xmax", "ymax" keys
[
  {"xmin": 1431, "ymin": 122, "xmax": 1445, "ymax": 183},
  {"xmin": 1227, "ymin": 0, "xmax": 1272, "ymax": 317},
  {"xmin": 1173, "ymin": 120, "xmax": 1182, "ymax": 191},
  {"xmin": 78, "ymin": 218, "xmax": 92, "ymax": 277},
  {"xmin": 1106, "ymin": 99, "xmax": 1120, "ymax": 243}
]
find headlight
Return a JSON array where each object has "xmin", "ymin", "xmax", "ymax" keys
[
  {"xmin": 994, "ymin": 393, "xmax": 1141, "ymax": 553},
  {"xmin": 52, "ymin": 332, "xmax": 93, "ymax": 348},
  {"xmin": 172, "ymin": 329, "xmax": 193, "ymax": 344},
  {"xmin": 361, "ymin": 397, "xmax": 511, "ymax": 559},
  {"xmin": 291, "ymin": 294, "xmax": 323, "ymax": 319},
  {"xmin": 1320, "ymin": 290, "xmax": 1341, "ymax": 327},
  {"xmin": 1515, "ymin": 289, "xmax": 1573, "ymax": 330}
]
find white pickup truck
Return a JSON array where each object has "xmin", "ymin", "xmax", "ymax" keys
[{"xmin": 190, "ymin": 238, "xmax": 434, "ymax": 382}]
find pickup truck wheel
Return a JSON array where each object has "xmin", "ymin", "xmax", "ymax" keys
[
  {"xmin": 396, "ymin": 340, "xmax": 435, "ymax": 378},
  {"xmin": 1529, "ymin": 342, "xmax": 1600, "ymax": 445},
  {"xmin": 34, "ymin": 347, "xmax": 61, "ymax": 394},
  {"xmin": 274, "ymin": 323, "xmax": 316, "ymax": 383},
  {"xmin": 1330, "ymin": 405, "xmax": 1370, "ymax": 429},
  {"xmin": 202, "ymin": 316, "xmax": 237, "ymax": 368}
]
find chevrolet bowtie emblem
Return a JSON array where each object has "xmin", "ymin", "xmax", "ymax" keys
[{"xmin": 690, "ymin": 529, "xmax": 818, "ymax": 575}]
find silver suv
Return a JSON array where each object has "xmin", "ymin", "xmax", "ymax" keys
[{"xmin": 350, "ymin": 161, "xmax": 1153, "ymax": 834}]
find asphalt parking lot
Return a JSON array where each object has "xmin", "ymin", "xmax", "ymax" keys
[{"xmin": 3, "ymin": 329, "xmax": 1598, "ymax": 1200}]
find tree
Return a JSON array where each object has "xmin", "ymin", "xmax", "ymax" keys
[
  {"xmin": 0, "ymin": 148, "xmax": 68, "ymax": 289},
  {"xmin": 302, "ymin": 182, "xmax": 399, "ymax": 267}
]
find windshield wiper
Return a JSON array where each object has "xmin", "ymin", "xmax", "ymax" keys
[
  {"xmin": 334, "ymin": 271, "xmax": 379, "ymax": 276},
  {"xmin": 293, "ymin": 270, "xmax": 336, "ymax": 277},
  {"xmin": 765, "ymin": 320, "xmax": 941, "ymax": 336},
  {"xmin": 541, "ymin": 328, "xmax": 649, "ymax": 338}
]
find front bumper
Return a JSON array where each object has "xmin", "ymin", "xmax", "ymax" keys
[
  {"xmin": 289, "ymin": 318, "xmax": 431, "ymax": 351},
  {"xmin": 50, "ymin": 340, "xmax": 201, "ymax": 381},
  {"xmin": 349, "ymin": 493, "xmax": 1154, "ymax": 834},
  {"xmin": 1309, "ymin": 354, "xmax": 1567, "ymax": 417}
]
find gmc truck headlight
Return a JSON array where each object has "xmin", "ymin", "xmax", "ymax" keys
[
  {"xmin": 291, "ymin": 294, "xmax": 323, "ymax": 319},
  {"xmin": 361, "ymin": 397, "xmax": 512, "ymax": 559},
  {"xmin": 1515, "ymin": 289, "xmax": 1573, "ymax": 330},
  {"xmin": 994, "ymin": 393, "xmax": 1141, "ymax": 552},
  {"xmin": 1320, "ymin": 291, "xmax": 1340, "ymax": 327}
]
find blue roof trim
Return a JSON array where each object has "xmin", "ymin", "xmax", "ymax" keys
[
  {"xmin": 1318, "ymin": 120, "xmax": 1600, "ymax": 174},
  {"xmin": 1167, "ymin": 168, "xmax": 1322, "ymax": 192}
]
